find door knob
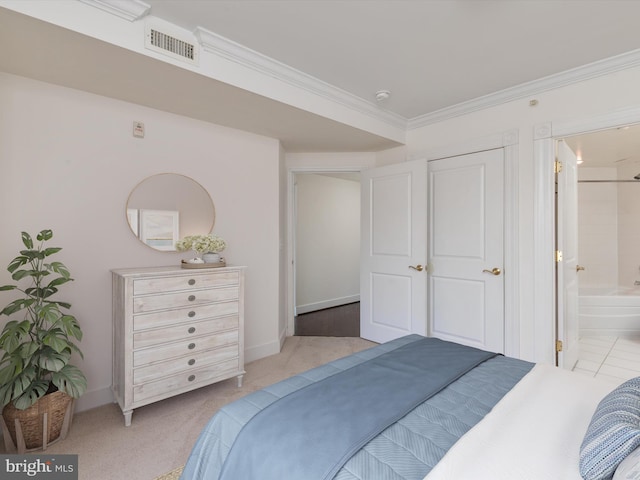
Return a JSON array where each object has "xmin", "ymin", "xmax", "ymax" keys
[
  {"xmin": 576, "ymin": 265, "xmax": 585, "ymax": 272},
  {"xmin": 408, "ymin": 265, "xmax": 424, "ymax": 272},
  {"xmin": 482, "ymin": 268, "xmax": 501, "ymax": 276}
]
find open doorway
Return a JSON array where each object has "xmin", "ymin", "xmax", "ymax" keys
[
  {"xmin": 558, "ymin": 123, "xmax": 640, "ymax": 377},
  {"xmin": 292, "ymin": 172, "xmax": 361, "ymax": 336}
]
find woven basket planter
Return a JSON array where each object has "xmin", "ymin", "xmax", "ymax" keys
[{"xmin": 1, "ymin": 390, "xmax": 75, "ymax": 453}]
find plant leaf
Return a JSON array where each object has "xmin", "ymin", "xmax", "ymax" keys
[
  {"xmin": 36, "ymin": 303, "xmax": 62, "ymax": 324},
  {"xmin": 0, "ymin": 354, "xmax": 24, "ymax": 385},
  {"xmin": 35, "ymin": 348, "xmax": 70, "ymax": 372},
  {"xmin": 0, "ymin": 299, "xmax": 34, "ymax": 316},
  {"xmin": 42, "ymin": 247, "xmax": 62, "ymax": 257},
  {"xmin": 48, "ymin": 261, "xmax": 71, "ymax": 279},
  {"xmin": 0, "ymin": 320, "xmax": 31, "ymax": 353},
  {"xmin": 59, "ymin": 315, "xmax": 83, "ymax": 341},
  {"xmin": 21, "ymin": 232, "xmax": 33, "ymax": 249},
  {"xmin": 18, "ymin": 340, "xmax": 40, "ymax": 359},
  {"xmin": 42, "ymin": 329, "xmax": 69, "ymax": 354},
  {"xmin": 47, "ymin": 277, "xmax": 72, "ymax": 288},
  {"xmin": 0, "ymin": 285, "xmax": 17, "ymax": 291},
  {"xmin": 12, "ymin": 269, "xmax": 37, "ymax": 281},
  {"xmin": 0, "ymin": 383, "xmax": 14, "ymax": 409},
  {"xmin": 37, "ymin": 229, "xmax": 53, "ymax": 242},
  {"xmin": 6, "ymin": 365, "xmax": 37, "ymax": 400},
  {"xmin": 52, "ymin": 300, "xmax": 72, "ymax": 310},
  {"xmin": 12, "ymin": 380, "xmax": 49, "ymax": 410},
  {"xmin": 7, "ymin": 255, "xmax": 29, "ymax": 273},
  {"xmin": 51, "ymin": 364, "xmax": 86, "ymax": 398}
]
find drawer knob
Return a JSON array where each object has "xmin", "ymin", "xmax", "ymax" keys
[
  {"xmin": 188, "ymin": 327, "xmax": 196, "ymax": 334},
  {"xmin": 188, "ymin": 311, "xmax": 196, "ymax": 318},
  {"xmin": 188, "ymin": 343, "xmax": 196, "ymax": 350},
  {"xmin": 188, "ymin": 359, "xmax": 196, "ymax": 366},
  {"xmin": 188, "ymin": 279, "xmax": 196, "ymax": 286},
  {"xmin": 188, "ymin": 375, "xmax": 196, "ymax": 382},
  {"xmin": 188, "ymin": 295, "xmax": 196, "ymax": 302}
]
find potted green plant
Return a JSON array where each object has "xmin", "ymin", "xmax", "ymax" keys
[{"xmin": 0, "ymin": 229, "xmax": 86, "ymax": 452}]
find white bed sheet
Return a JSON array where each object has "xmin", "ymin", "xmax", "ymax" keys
[{"xmin": 424, "ymin": 364, "xmax": 617, "ymax": 480}]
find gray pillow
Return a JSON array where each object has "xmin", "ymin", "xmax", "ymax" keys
[
  {"xmin": 612, "ymin": 445, "xmax": 640, "ymax": 479},
  {"xmin": 580, "ymin": 377, "xmax": 640, "ymax": 480}
]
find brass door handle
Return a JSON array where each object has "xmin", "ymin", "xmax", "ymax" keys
[
  {"xmin": 409, "ymin": 265, "xmax": 424, "ymax": 272},
  {"xmin": 576, "ymin": 265, "xmax": 585, "ymax": 272},
  {"xmin": 482, "ymin": 268, "xmax": 501, "ymax": 276}
]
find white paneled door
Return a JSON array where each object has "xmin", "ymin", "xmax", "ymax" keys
[
  {"xmin": 556, "ymin": 140, "xmax": 580, "ymax": 369},
  {"xmin": 428, "ymin": 149, "xmax": 505, "ymax": 353},
  {"xmin": 360, "ymin": 160, "xmax": 427, "ymax": 343}
]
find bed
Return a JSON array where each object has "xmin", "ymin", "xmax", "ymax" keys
[{"xmin": 180, "ymin": 334, "xmax": 640, "ymax": 480}]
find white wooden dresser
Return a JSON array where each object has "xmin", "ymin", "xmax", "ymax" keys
[{"xmin": 111, "ymin": 265, "xmax": 246, "ymax": 426}]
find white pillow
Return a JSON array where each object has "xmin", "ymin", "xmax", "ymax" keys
[{"xmin": 614, "ymin": 445, "xmax": 640, "ymax": 480}]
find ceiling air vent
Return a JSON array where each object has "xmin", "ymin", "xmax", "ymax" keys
[{"xmin": 145, "ymin": 25, "xmax": 199, "ymax": 65}]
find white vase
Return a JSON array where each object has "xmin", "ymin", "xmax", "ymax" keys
[{"xmin": 202, "ymin": 252, "xmax": 220, "ymax": 263}]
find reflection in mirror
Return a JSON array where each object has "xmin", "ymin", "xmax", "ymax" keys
[{"xmin": 126, "ymin": 173, "xmax": 215, "ymax": 251}]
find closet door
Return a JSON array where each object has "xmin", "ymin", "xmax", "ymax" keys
[
  {"xmin": 428, "ymin": 149, "xmax": 505, "ymax": 353},
  {"xmin": 360, "ymin": 160, "xmax": 427, "ymax": 343}
]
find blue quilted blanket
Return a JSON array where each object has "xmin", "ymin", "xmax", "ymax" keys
[{"xmin": 181, "ymin": 335, "xmax": 533, "ymax": 480}]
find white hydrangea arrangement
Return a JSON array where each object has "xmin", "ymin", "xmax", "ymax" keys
[{"xmin": 176, "ymin": 234, "xmax": 227, "ymax": 254}]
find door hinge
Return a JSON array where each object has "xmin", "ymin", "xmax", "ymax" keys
[
  {"xmin": 556, "ymin": 250, "xmax": 563, "ymax": 262},
  {"xmin": 554, "ymin": 160, "xmax": 563, "ymax": 174},
  {"xmin": 556, "ymin": 340, "xmax": 563, "ymax": 352}
]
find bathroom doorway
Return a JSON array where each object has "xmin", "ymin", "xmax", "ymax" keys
[{"xmin": 563, "ymin": 123, "xmax": 640, "ymax": 337}]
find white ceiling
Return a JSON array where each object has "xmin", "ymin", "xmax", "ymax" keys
[
  {"xmin": 2, "ymin": 0, "xmax": 640, "ymax": 153},
  {"xmin": 143, "ymin": 0, "xmax": 640, "ymax": 119},
  {"xmin": 564, "ymin": 124, "xmax": 640, "ymax": 169}
]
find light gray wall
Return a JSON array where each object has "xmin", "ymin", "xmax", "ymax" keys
[
  {"xmin": 295, "ymin": 173, "xmax": 360, "ymax": 313},
  {"xmin": 0, "ymin": 72, "xmax": 282, "ymax": 412}
]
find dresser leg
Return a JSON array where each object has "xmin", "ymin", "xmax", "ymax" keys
[
  {"xmin": 237, "ymin": 374, "xmax": 244, "ymax": 388},
  {"xmin": 123, "ymin": 410, "xmax": 133, "ymax": 427}
]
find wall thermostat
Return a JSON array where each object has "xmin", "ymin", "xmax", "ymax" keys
[{"xmin": 133, "ymin": 121, "xmax": 145, "ymax": 138}]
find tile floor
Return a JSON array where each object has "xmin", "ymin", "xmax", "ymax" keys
[{"xmin": 573, "ymin": 335, "xmax": 640, "ymax": 385}]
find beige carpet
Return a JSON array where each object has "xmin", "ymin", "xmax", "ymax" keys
[{"xmin": 0, "ymin": 336, "xmax": 375, "ymax": 480}]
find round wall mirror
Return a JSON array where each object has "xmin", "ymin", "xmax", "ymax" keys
[{"xmin": 126, "ymin": 173, "xmax": 215, "ymax": 251}]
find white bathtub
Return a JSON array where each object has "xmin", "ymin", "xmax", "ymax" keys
[{"xmin": 579, "ymin": 287, "xmax": 640, "ymax": 336}]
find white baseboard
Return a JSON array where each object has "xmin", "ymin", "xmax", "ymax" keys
[
  {"xmin": 244, "ymin": 339, "xmax": 281, "ymax": 363},
  {"xmin": 296, "ymin": 295, "xmax": 359, "ymax": 315},
  {"xmin": 75, "ymin": 387, "xmax": 114, "ymax": 413}
]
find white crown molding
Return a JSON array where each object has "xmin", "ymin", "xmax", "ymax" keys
[
  {"xmin": 79, "ymin": 0, "xmax": 150, "ymax": 22},
  {"xmin": 194, "ymin": 26, "xmax": 408, "ymax": 131},
  {"xmin": 408, "ymin": 48, "xmax": 640, "ymax": 130},
  {"xmin": 67, "ymin": 2, "xmax": 640, "ymax": 135}
]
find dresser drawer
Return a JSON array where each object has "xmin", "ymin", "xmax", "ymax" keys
[
  {"xmin": 133, "ymin": 344, "xmax": 239, "ymax": 385},
  {"xmin": 133, "ymin": 271, "xmax": 239, "ymax": 295},
  {"xmin": 133, "ymin": 286, "xmax": 238, "ymax": 313},
  {"xmin": 133, "ymin": 329, "xmax": 238, "ymax": 367},
  {"xmin": 133, "ymin": 315, "xmax": 238, "ymax": 349},
  {"xmin": 133, "ymin": 302, "xmax": 239, "ymax": 331},
  {"xmin": 133, "ymin": 358, "xmax": 240, "ymax": 403}
]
